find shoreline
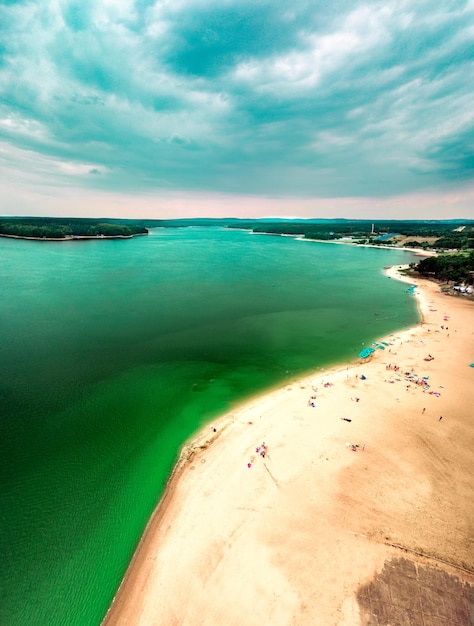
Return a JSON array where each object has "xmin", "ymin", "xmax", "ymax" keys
[
  {"xmin": 294, "ymin": 236, "xmax": 438, "ymax": 257},
  {"xmin": 103, "ymin": 265, "xmax": 473, "ymax": 625},
  {"xmin": 244, "ymin": 228, "xmax": 438, "ymax": 257},
  {"xmin": 0, "ymin": 232, "xmax": 148, "ymax": 242}
]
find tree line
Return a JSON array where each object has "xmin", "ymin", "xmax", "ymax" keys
[
  {"xmin": 226, "ymin": 220, "xmax": 474, "ymax": 249},
  {"xmin": 414, "ymin": 252, "xmax": 474, "ymax": 284},
  {"xmin": 0, "ymin": 218, "xmax": 148, "ymax": 239}
]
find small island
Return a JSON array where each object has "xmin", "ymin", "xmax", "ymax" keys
[{"xmin": 0, "ymin": 217, "xmax": 148, "ymax": 240}]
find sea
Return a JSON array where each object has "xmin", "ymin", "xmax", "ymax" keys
[{"xmin": 0, "ymin": 227, "xmax": 420, "ymax": 625}]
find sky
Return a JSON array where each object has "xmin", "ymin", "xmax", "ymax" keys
[{"xmin": 0, "ymin": 0, "xmax": 473, "ymax": 220}]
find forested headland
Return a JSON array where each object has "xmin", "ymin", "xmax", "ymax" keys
[{"xmin": 0, "ymin": 217, "xmax": 148, "ymax": 240}]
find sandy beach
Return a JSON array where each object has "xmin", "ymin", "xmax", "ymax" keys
[{"xmin": 103, "ymin": 267, "xmax": 474, "ymax": 626}]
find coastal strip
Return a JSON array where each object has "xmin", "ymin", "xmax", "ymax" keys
[
  {"xmin": 103, "ymin": 266, "xmax": 474, "ymax": 626},
  {"xmin": 0, "ymin": 233, "xmax": 148, "ymax": 241}
]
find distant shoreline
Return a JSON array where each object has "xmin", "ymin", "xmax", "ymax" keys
[
  {"xmin": 295, "ymin": 236, "xmax": 438, "ymax": 257},
  {"xmin": 0, "ymin": 232, "xmax": 148, "ymax": 242},
  {"xmin": 240, "ymin": 228, "xmax": 437, "ymax": 257}
]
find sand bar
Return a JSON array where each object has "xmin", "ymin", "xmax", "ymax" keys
[{"xmin": 104, "ymin": 267, "xmax": 474, "ymax": 625}]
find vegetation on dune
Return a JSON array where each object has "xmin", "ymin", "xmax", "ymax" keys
[
  {"xmin": 431, "ymin": 232, "xmax": 474, "ymax": 250},
  {"xmin": 413, "ymin": 252, "xmax": 474, "ymax": 285}
]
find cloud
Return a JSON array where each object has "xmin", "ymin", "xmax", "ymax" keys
[{"xmin": 0, "ymin": 0, "xmax": 473, "ymax": 217}]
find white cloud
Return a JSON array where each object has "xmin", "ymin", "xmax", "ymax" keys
[
  {"xmin": 0, "ymin": 0, "xmax": 473, "ymax": 216},
  {"xmin": 0, "ymin": 142, "xmax": 108, "ymax": 185}
]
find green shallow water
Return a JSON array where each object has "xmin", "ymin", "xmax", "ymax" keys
[{"xmin": 0, "ymin": 228, "xmax": 419, "ymax": 625}]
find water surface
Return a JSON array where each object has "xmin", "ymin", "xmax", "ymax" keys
[{"xmin": 0, "ymin": 228, "xmax": 419, "ymax": 625}]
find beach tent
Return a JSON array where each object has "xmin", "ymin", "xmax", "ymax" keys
[{"xmin": 358, "ymin": 347, "xmax": 375, "ymax": 359}]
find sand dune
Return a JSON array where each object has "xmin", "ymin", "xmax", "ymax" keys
[{"xmin": 104, "ymin": 267, "xmax": 474, "ymax": 625}]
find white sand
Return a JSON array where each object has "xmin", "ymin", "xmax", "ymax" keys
[{"xmin": 104, "ymin": 267, "xmax": 474, "ymax": 625}]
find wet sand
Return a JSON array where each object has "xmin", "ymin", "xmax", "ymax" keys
[{"xmin": 103, "ymin": 266, "xmax": 474, "ymax": 625}]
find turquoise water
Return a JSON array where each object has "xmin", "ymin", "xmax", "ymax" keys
[{"xmin": 0, "ymin": 228, "xmax": 419, "ymax": 625}]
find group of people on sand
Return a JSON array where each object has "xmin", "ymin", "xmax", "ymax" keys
[
  {"xmin": 307, "ymin": 385, "xmax": 318, "ymax": 407},
  {"xmin": 404, "ymin": 372, "xmax": 430, "ymax": 388},
  {"xmin": 247, "ymin": 442, "xmax": 267, "ymax": 468},
  {"xmin": 307, "ymin": 382, "xmax": 335, "ymax": 407},
  {"xmin": 307, "ymin": 394, "xmax": 317, "ymax": 407}
]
